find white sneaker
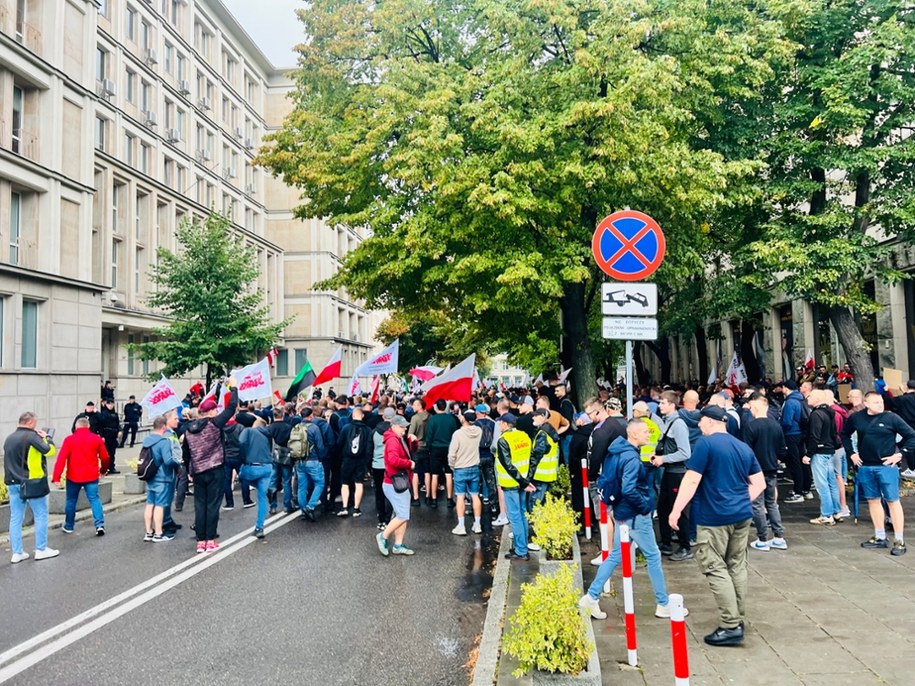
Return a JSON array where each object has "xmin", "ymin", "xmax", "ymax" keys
[
  {"xmin": 527, "ymin": 542, "xmax": 541, "ymax": 551},
  {"xmin": 578, "ymin": 593, "xmax": 607, "ymax": 620},
  {"xmin": 590, "ymin": 553, "xmax": 605, "ymax": 566},
  {"xmin": 472, "ymin": 522, "xmax": 482, "ymax": 534},
  {"xmin": 901, "ymin": 469, "xmax": 915, "ymax": 479},
  {"xmin": 34, "ymin": 548, "xmax": 60, "ymax": 561},
  {"xmin": 769, "ymin": 537, "xmax": 788, "ymax": 550},
  {"xmin": 451, "ymin": 523, "xmax": 467, "ymax": 536},
  {"xmin": 750, "ymin": 539, "xmax": 771, "ymax": 551},
  {"xmin": 492, "ymin": 515, "xmax": 509, "ymax": 527},
  {"xmin": 837, "ymin": 508, "xmax": 851, "ymax": 518},
  {"xmin": 10, "ymin": 552, "xmax": 29, "ymax": 564},
  {"xmin": 655, "ymin": 603, "xmax": 689, "ymax": 618}
]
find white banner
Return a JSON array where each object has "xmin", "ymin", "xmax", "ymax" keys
[
  {"xmin": 230, "ymin": 357, "xmax": 274, "ymax": 402},
  {"xmin": 354, "ymin": 339, "xmax": 399, "ymax": 377},
  {"xmin": 140, "ymin": 376, "xmax": 183, "ymax": 418},
  {"xmin": 348, "ymin": 374, "xmax": 362, "ymax": 397},
  {"xmin": 726, "ymin": 352, "xmax": 748, "ymax": 387}
]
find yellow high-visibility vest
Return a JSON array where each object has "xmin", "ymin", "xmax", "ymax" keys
[
  {"xmin": 496, "ymin": 429, "xmax": 531, "ymax": 488},
  {"xmin": 533, "ymin": 431, "xmax": 559, "ymax": 482}
]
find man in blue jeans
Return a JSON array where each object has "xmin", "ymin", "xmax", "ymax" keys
[
  {"xmin": 495, "ymin": 413, "xmax": 536, "ymax": 561},
  {"xmin": 239, "ymin": 418, "xmax": 275, "ymax": 539},
  {"xmin": 295, "ymin": 408, "xmax": 326, "ymax": 521},
  {"xmin": 579, "ymin": 420, "xmax": 685, "ymax": 620}
]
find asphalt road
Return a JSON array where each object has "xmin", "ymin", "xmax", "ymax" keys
[{"xmin": 0, "ymin": 486, "xmax": 499, "ymax": 686}]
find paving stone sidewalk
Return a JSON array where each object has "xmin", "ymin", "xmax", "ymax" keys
[{"xmin": 581, "ymin": 492, "xmax": 915, "ymax": 685}]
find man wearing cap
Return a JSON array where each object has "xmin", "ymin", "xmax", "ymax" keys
[
  {"xmin": 71, "ymin": 401, "xmax": 101, "ymax": 437},
  {"xmin": 516, "ymin": 395, "xmax": 537, "ymax": 441},
  {"xmin": 528, "ymin": 408, "xmax": 560, "ymax": 512},
  {"xmin": 98, "ymin": 399, "xmax": 122, "ymax": 474},
  {"xmin": 496, "ymin": 413, "xmax": 536, "ymax": 560},
  {"xmin": 668, "ymin": 405, "xmax": 765, "ymax": 647},
  {"xmin": 780, "ymin": 379, "xmax": 810, "ymax": 503},
  {"xmin": 119, "ymin": 395, "xmax": 143, "ymax": 449}
]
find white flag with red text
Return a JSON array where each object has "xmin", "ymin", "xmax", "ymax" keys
[
  {"xmin": 230, "ymin": 357, "xmax": 274, "ymax": 402},
  {"xmin": 140, "ymin": 376, "xmax": 183, "ymax": 417},
  {"xmin": 355, "ymin": 339, "xmax": 399, "ymax": 377}
]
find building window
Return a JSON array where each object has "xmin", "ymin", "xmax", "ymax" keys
[
  {"xmin": 98, "ymin": 0, "xmax": 109, "ymax": 18},
  {"xmin": 127, "ymin": 333, "xmax": 135, "ymax": 375},
  {"xmin": 111, "ymin": 238, "xmax": 120, "ymax": 288},
  {"xmin": 125, "ymin": 71, "xmax": 136, "ymax": 103},
  {"xmin": 140, "ymin": 20, "xmax": 150, "ymax": 51},
  {"xmin": 135, "ymin": 246, "xmax": 143, "ymax": 293},
  {"xmin": 142, "ymin": 335, "xmax": 150, "ymax": 375},
  {"xmin": 9, "ymin": 191, "xmax": 21, "ymax": 265},
  {"xmin": 140, "ymin": 143, "xmax": 150, "ymax": 174},
  {"xmin": 276, "ymin": 349, "xmax": 288, "ymax": 376},
  {"xmin": 96, "ymin": 47, "xmax": 107, "ymax": 82},
  {"xmin": 136, "ymin": 191, "xmax": 146, "ymax": 240},
  {"xmin": 164, "ymin": 158, "xmax": 174, "ymax": 186},
  {"xmin": 95, "ymin": 116, "xmax": 106, "ymax": 151},
  {"xmin": 126, "ymin": 7, "xmax": 136, "ymax": 40},
  {"xmin": 295, "ymin": 349, "xmax": 309, "ymax": 373},
  {"xmin": 124, "ymin": 133, "xmax": 134, "ymax": 166},
  {"xmin": 21, "ymin": 300, "xmax": 37, "ymax": 368},
  {"xmin": 11, "ymin": 85, "xmax": 23, "ymax": 154},
  {"xmin": 140, "ymin": 81, "xmax": 151, "ymax": 112},
  {"xmin": 15, "ymin": 0, "xmax": 25, "ymax": 42},
  {"xmin": 177, "ymin": 53, "xmax": 186, "ymax": 81},
  {"xmin": 164, "ymin": 42, "xmax": 173, "ymax": 75}
]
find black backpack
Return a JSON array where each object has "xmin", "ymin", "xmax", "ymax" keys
[{"xmin": 136, "ymin": 445, "xmax": 159, "ymax": 482}]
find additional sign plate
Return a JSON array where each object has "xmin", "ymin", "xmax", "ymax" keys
[
  {"xmin": 602, "ymin": 316, "xmax": 658, "ymax": 341},
  {"xmin": 601, "ymin": 282, "xmax": 658, "ymax": 316},
  {"xmin": 592, "ymin": 210, "xmax": 666, "ymax": 281}
]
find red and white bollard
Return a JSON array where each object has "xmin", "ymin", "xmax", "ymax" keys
[
  {"xmin": 599, "ymin": 500, "xmax": 610, "ymax": 593},
  {"xmin": 669, "ymin": 593, "xmax": 689, "ymax": 685},
  {"xmin": 619, "ymin": 523, "xmax": 638, "ymax": 667},
  {"xmin": 581, "ymin": 457, "xmax": 591, "ymax": 540}
]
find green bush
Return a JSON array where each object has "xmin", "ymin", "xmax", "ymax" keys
[
  {"xmin": 503, "ymin": 563, "xmax": 592, "ymax": 677},
  {"xmin": 0, "ymin": 481, "xmax": 7, "ymax": 503},
  {"xmin": 530, "ymin": 493, "xmax": 579, "ymax": 560},
  {"xmin": 548, "ymin": 464, "xmax": 571, "ymax": 498}
]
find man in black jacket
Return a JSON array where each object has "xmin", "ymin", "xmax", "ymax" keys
[
  {"xmin": 803, "ymin": 390, "xmax": 842, "ymax": 526},
  {"xmin": 743, "ymin": 394, "xmax": 787, "ymax": 551},
  {"xmin": 584, "ymin": 397, "xmax": 626, "ymax": 542},
  {"xmin": 119, "ymin": 395, "xmax": 142, "ymax": 448},
  {"xmin": 842, "ymin": 391, "xmax": 915, "ymax": 556},
  {"xmin": 97, "ymin": 399, "xmax": 122, "ymax": 474},
  {"xmin": 892, "ymin": 380, "xmax": 915, "ymax": 477},
  {"xmin": 337, "ymin": 407, "xmax": 374, "ymax": 517}
]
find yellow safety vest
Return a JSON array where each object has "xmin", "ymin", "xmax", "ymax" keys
[
  {"xmin": 533, "ymin": 431, "xmax": 559, "ymax": 482},
  {"xmin": 496, "ymin": 429, "xmax": 531, "ymax": 489},
  {"xmin": 640, "ymin": 417, "xmax": 660, "ymax": 462}
]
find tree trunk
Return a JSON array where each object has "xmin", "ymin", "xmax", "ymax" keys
[
  {"xmin": 206, "ymin": 364, "xmax": 213, "ymax": 390},
  {"xmin": 561, "ymin": 281, "xmax": 598, "ymax": 408},
  {"xmin": 633, "ymin": 341, "xmax": 650, "ymax": 386},
  {"xmin": 644, "ymin": 339, "xmax": 671, "ymax": 384},
  {"xmin": 828, "ymin": 305, "xmax": 875, "ymax": 392},
  {"xmin": 695, "ymin": 326, "xmax": 709, "ymax": 384},
  {"xmin": 739, "ymin": 322, "xmax": 761, "ymax": 384}
]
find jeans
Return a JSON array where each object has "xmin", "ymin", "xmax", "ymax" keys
[
  {"xmin": 65, "ymin": 480, "xmax": 105, "ymax": 530},
  {"xmin": 192, "ymin": 466, "xmax": 223, "ymax": 541},
  {"xmin": 8, "ymin": 485, "xmax": 49, "ymax": 554},
  {"xmin": 479, "ymin": 455, "xmax": 497, "ymax": 502},
  {"xmin": 811, "ymin": 453, "xmax": 840, "ymax": 517},
  {"xmin": 588, "ymin": 514, "xmax": 669, "ymax": 606},
  {"xmin": 750, "ymin": 474, "xmax": 784, "ymax": 540},
  {"xmin": 163, "ymin": 470, "xmax": 178, "ymax": 528},
  {"xmin": 240, "ymin": 463, "xmax": 272, "ymax": 529},
  {"xmin": 560, "ymin": 434, "xmax": 572, "ymax": 467},
  {"xmin": 270, "ymin": 463, "xmax": 294, "ymax": 510},
  {"xmin": 372, "ymin": 467, "xmax": 392, "ymax": 524},
  {"xmin": 695, "ymin": 520, "xmax": 751, "ymax": 629},
  {"xmin": 526, "ymin": 480, "xmax": 549, "ymax": 513},
  {"xmin": 657, "ymin": 469, "xmax": 690, "ymax": 550},
  {"xmin": 297, "ymin": 460, "xmax": 325, "ymax": 512},
  {"xmin": 503, "ymin": 488, "xmax": 529, "ymax": 556}
]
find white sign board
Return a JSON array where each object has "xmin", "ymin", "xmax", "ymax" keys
[
  {"xmin": 601, "ymin": 282, "xmax": 658, "ymax": 316},
  {"xmin": 602, "ymin": 316, "xmax": 658, "ymax": 341}
]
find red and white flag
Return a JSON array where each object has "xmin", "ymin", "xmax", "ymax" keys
[
  {"xmin": 348, "ymin": 374, "xmax": 362, "ymax": 397},
  {"xmin": 369, "ymin": 376, "xmax": 380, "ymax": 403},
  {"xmin": 355, "ymin": 339, "xmax": 399, "ymax": 376},
  {"xmin": 140, "ymin": 376, "xmax": 183, "ymax": 417},
  {"xmin": 804, "ymin": 349, "xmax": 815, "ymax": 371},
  {"xmin": 201, "ymin": 382, "xmax": 231, "ymax": 413},
  {"xmin": 726, "ymin": 352, "xmax": 748, "ymax": 388},
  {"xmin": 313, "ymin": 345, "xmax": 343, "ymax": 387},
  {"xmin": 266, "ymin": 346, "xmax": 279, "ymax": 367},
  {"xmin": 421, "ymin": 354, "xmax": 476, "ymax": 406},
  {"xmin": 230, "ymin": 357, "xmax": 274, "ymax": 403},
  {"xmin": 472, "ymin": 369, "xmax": 481, "ymax": 391},
  {"xmin": 409, "ymin": 365, "xmax": 443, "ymax": 381}
]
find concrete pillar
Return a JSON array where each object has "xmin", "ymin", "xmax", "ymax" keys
[{"xmin": 876, "ymin": 279, "xmax": 906, "ymax": 375}]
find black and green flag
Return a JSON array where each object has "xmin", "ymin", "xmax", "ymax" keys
[{"xmin": 285, "ymin": 358, "xmax": 317, "ymax": 401}]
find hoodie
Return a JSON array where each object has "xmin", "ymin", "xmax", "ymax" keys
[
  {"xmin": 183, "ymin": 388, "xmax": 239, "ymax": 474},
  {"xmin": 780, "ymin": 390, "xmax": 806, "ymax": 436},
  {"xmin": 677, "ymin": 408, "xmax": 702, "ymax": 449},
  {"xmin": 448, "ymin": 424, "xmax": 482, "ymax": 470},
  {"xmin": 141, "ymin": 432, "xmax": 181, "ymax": 485},
  {"xmin": 806, "ymin": 404, "xmax": 839, "ymax": 454},
  {"xmin": 598, "ymin": 436, "xmax": 653, "ymax": 521}
]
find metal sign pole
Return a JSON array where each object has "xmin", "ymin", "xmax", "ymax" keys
[{"xmin": 626, "ymin": 340, "xmax": 633, "ymax": 419}]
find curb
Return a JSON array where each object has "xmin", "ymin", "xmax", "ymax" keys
[{"xmin": 472, "ymin": 524, "xmax": 512, "ymax": 686}]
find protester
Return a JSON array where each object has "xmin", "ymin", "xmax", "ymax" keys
[
  {"xmin": 51, "ymin": 417, "xmax": 109, "ymax": 536},
  {"xmin": 337, "ymin": 407, "xmax": 373, "ymax": 517},
  {"xmin": 448, "ymin": 410, "xmax": 483, "ymax": 535},
  {"xmin": 425, "ymin": 398, "xmax": 459, "ymax": 508},
  {"xmin": 496, "ymin": 413, "xmax": 536, "ymax": 561},
  {"xmin": 652, "ymin": 391, "xmax": 692, "ymax": 561},
  {"xmin": 295, "ymin": 407, "xmax": 327, "ymax": 522},
  {"xmin": 141, "ymin": 414, "xmax": 183, "ymax": 542},
  {"xmin": 238, "ymin": 416, "xmax": 273, "ymax": 539},
  {"xmin": 742, "ymin": 394, "xmax": 788, "ymax": 551},
  {"xmin": 371, "ymin": 408, "xmax": 395, "ymax": 530},
  {"xmin": 377, "ymin": 415, "xmax": 416, "ymax": 556}
]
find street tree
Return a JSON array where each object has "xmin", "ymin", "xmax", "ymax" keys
[
  {"xmin": 259, "ymin": 0, "xmax": 790, "ymax": 403},
  {"xmin": 131, "ymin": 212, "xmax": 290, "ymax": 387}
]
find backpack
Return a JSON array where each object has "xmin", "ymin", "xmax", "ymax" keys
[
  {"xmin": 475, "ymin": 418, "xmax": 495, "ymax": 453},
  {"xmin": 288, "ymin": 423, "xmax": 312, "ymax": 460},
  {"xmin": 136, "ymin": 445, "xmax": 159, "ymax": 482}
]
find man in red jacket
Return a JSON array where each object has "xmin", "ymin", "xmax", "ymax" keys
[{"xmin": 52, "ymin": 417, "xmax": 110, "ymax": 536}]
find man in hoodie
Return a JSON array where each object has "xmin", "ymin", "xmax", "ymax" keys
[
  {"xmin": 803, "ymin": 390, "xmax": 843, "ymax": 525},
  {"xmin": 780, "ymin": 379, "xmax": 810, "ymax": 503},
  {"xmin": 579, "ymin": 420, "xmax": 685, "ymax": 621},
  {"xmin": 140, "ymin": 414, "xmax": 182, "ymax": 542},
  {"xmin": 337, "ymin": 407, "xmax": 374, "ymax": 517},
  {"xmin": 182, "ymin": 378, "xmax": 239, "ymax": 554},
  {"xmin": 425, "ymin": 398, "xmax": 459, "ymax": 508},
  {"xmin": 449, "ymin": 410, "xmax": 483, "ymax": 535},
  {"xmin": 651, "ymin": 391, "xmax": 692, "ymax": 561},
  {"xmin": 527, "ymin": 408, "xmax": 560, "ymax": 512}
]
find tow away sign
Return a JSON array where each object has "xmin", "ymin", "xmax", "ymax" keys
[
  {"xmin": 602, "ymin": 317, "xmax": 658, "ymax": 341},
  {"xmin": 601, "ymin": 283, "xmax": 658, "ymax": 316}
]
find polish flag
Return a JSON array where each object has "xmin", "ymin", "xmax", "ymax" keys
[
  {"xmin": 409, "ymin": 365, "xmax": 443, "ymax": 381},
  {"xmin": 267, "ymin": 347, "xmax": 279, "ymax": 367},
  {"xmin": 804, "ymin": 349, "xmax": 815, "ymax": 371},
  {"xmin": 313, "ymin": 345, "xmax": 343, "ymax": 386},
  {"xmin": 369, "ymin": 376, "xmax": 380, "ymax": 404},
  {"xmin": 421, "ymin": 354, "xmax": 476, "ymax": 406},
  {"xmin": 202, "ymin": 382, "xmax": 232, "ymax": 412}
]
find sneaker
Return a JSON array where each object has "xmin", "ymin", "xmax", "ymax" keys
[
  {"xmin": 62, "ymin": 526, "xmax": 74, "ymax": 534},
  {"xmin": 205, "ymin": 540, "xmax": 219, "ymax": 553},
  {"xmin": 392, "ymin": 544, "xmax": 415, "ymax": 556},
  {"xmin": 107, "ymin": 468, "xmax": 121, "ymax": 475},
  {"xmin": 578, "ymin": 594, "xmax": 607, "ymax": 620},
  {"xmin": 750, "ymin": 539, "xmax": 771, "ymax": 551},
  {"xmin": 783, "ymin": 494, "xmax": 804, "ymax": 503},
  {"xmin": 892, "ymin": 540, "xmax": 907, "ymax": 556},
  {"xmin": 447, "ymin": 498, "xmax": 456, "ymax": 509},
  {"xmin": 162, "ymin": 523, "xmax": 182, "ymax": 532},
  {"xmin": 10, "ymin": 552, "xmax": 30, "ymax": 564},
  {"xmin": 452, "ymin": 523, "xmax": 467, "ymax": 536},
  {"xmin": 492, "ymin": 515, "xmax": 509, "ymax": 527},
  {"xmin": 143, "ymin": 531, "xmax": 154, "ymax": 542},
  {"xmin": 670, "ymin": 548, "xmax": 693, "ymax": 561},
  {"xmin": 769, "ymin": 537, "xmax": 788, "ymax": 550},
  {"xmin": 221, "ymin": 505, "xmax": 235, "ymax": 511},
  {"xmin": 152, "ymin": 533, "xmax": 175, "ymax": 542},
  {"xmin": 411, "ymin": 499, "xmax": 421, "ymax": 507},
  {"xmin": 836, "ymin": 508, "xmax": 851, "ymax": 518},
  {"xmin": 243, "ymin": 502, "xmax": 256, "ymax": 509},
  {"xmin": 429, "ymin": 499, "xmax": 438, "ymax": 509},
  {"xmin": 803, "ymin": 491, "xmax": 814, "ymax": 500},
  {"xmin": 196, "ymin": 542, "xmax": 207, "ymax": 554},
  {"xmin": 253, "ymin": 528, "xmax": 265, "ymax": 539},
  {"xmin": 284, "ymin": 508, "xmax": 296, "ymax": 515},
  {"xmin": 861, "ymin": 536, "xmax": 889, "ymax": 549},
  {"xmin": 527, "ymin": 542, "xmax": 541, "ymax": 552},
  {"xmin": 659, "ymin": 543, "xmax": 673, "ymax": 556},
  {"xmin": 655, "ymin": 603, "xmax": 689, "ymax": 618},
  {"xmin": 268, "ymin": 507, "xmax": 277, "ymax": 515},
  {"xmin": 704, "ymin": 625, "xmax": 744, "ymax": 647},
  {"xmin": 504, "ymin": 551, "xmax": 530, "ymax": 561},
  {"xmin": 472, "ymin": 522, "xmax": 482, "ymax": 534},
  {"xmin": 832, "ymin": 513, "xmax": 844, "ymax": 523},
  {"xmin": 34, "ymin": 547, "xmax": 60, "ymax": 561},
  {"xmin": 352, "ymin": 508, "xmax": 363, "ymax": 518},
  {"xmin": 337, "ymin": 509, "xmax": 349, "ymax": 517},
  {"xmin": 96, "ymin": 527, "xmax": 106, "ymax": 536},
  {"xmin": 590, "ymin": 553, "xmax": 605, "ymax": 567},
  {"xmin": 810, "ymin": 515, "xmax": 835, "ymax": 526},
  {"xmin": 901, "ymin": 469, "xmax": 915, "ymax": 479},
  {"xmin": 376, "ymin": 532, "xmax": 390, "ymax": 557},
  {"xmin": 304, "ymin": 508, "xmax": 316, "ymax": 522}
]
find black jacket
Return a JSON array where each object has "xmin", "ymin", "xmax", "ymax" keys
[
  {"xmin": 742, "ymin": 416, "xmax": 786, "ymax": 474},
  {"xmin": 97, "ymin": 408, "xmax": 121, "ymax": 441},
  {"xmin": 587, "ymin": 418, "xmax": 625, "ymax": 481},
  {"xmin": 842, "ymin": 411, "xmax": 915, "ymax": 466},
  {"xmin": 806, "ymin": 404, "xmax": 839, "ymax": 454},
  {"xmin": 893, "ymin": 393, "xmax": 915, "ymax": 428},
  {"xmin": 123, "ymin": 401, "xmax": 143, "ymax": 423},
  {"xmin": 339, "ymin": 419, "xmax": 374, "ymax": 463}
]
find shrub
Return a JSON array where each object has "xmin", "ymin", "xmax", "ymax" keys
[
  {"xmin": 503, "ymin": 563, "xmax": 592, "ymax": 677},
  {"xmin": 530, "ymin": 493, "xmax": 579, "ymax": 560},
  {"xmin": 0, "ymin": 481, "xmax": 8, "ymax": 503},
  {"xmin": 548, "ymin": 464, "xmax": 571, "ymax": 499}
]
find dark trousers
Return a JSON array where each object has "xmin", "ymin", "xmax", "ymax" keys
[
  {"xmin": 224, "ymin": 460, "xmax": 250, "ymax": 508},
  {"xmin": 372, "ymin": 467, "xmax": 392, "ymax": 524},
  {"xmin": 119, "ymin": 421, "xmax": 138, "ymax": 448},
  {"xmin": 570, "ymin": 457, "xmax": 585, "ymax": 531},
  {"xmin": 479, "ymin": 454, "xmax": 497, "ymax": 507},
  {"xmin": 657, "ymin": 469, "xmax": 690, "ymax": 550},
  {"xmin": 104, "ymin": 436, "xmax": 119, "ymax": 470},
  {"xmin": 785, "ymin": 434, "xmax": 808, "ymax": 495},
  {"xmin": 193, "ymin": 466, "xmax": 223, "ymax": 541},
  {"xmin": 175, "ymin": 466, "xmax": 189, "ymax": 510}
]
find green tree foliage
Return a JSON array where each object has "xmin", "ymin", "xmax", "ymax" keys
[
  {"xmin": 131, "ymin": 213, "xmax": 290, "ymax": 386},
  {"xmin": 259, "ymin": 0, "xmax": 789, "ymax": 402}
]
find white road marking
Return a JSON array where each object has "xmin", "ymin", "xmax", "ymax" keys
[{"xmin": 0, "ymin": 511, "xmax": 295, "ymax": 682}]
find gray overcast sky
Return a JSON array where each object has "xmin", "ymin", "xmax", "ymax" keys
[{"xmin": 221, "ymin": 0, "xmax": 303, "ymax": 69}]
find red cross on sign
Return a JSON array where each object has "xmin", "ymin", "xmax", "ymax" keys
[{"xmin": 591, "ymin": 210, "xmax": 665, "ymax": 281}]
